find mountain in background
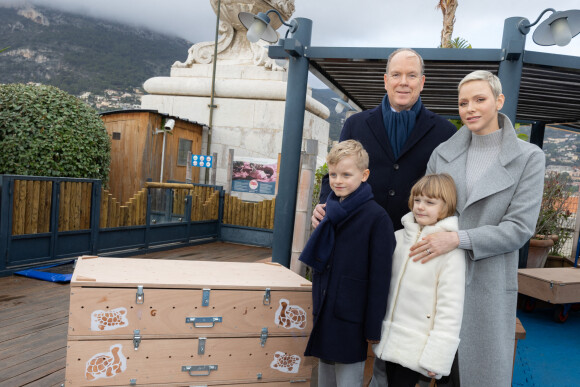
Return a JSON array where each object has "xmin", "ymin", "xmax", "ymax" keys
[
  {"xmin": 0, "ymin": 3, "xmax": 346, "ymax": 140},
  {"xmin": 0, "ymin": 4, "xmax": 191, "ymax": 96}
]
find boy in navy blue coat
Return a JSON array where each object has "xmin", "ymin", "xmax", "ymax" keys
[{"xmin": 300, "ymin": 140, "xmax": 395, "ymax": 387}]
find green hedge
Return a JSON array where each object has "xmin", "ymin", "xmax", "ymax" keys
[{"xmin": 0, "ymin": 83, "xmax": 110, "ymax": 183}]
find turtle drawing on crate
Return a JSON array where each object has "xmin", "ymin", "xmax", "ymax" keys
[
  {"xmin": 85, "ymin": 344, "xmax": 127, "ymax": 381},
  {"xmin": 274, "ymin": 298, "xmax": 307, "ymax": 329},
  {"xmin": 91, "ymin": 307, "xmax": 129, "ymax": 331},
  {"xmin": 270, "ymin": 351, "xmax": 301, "ymax": 373}
]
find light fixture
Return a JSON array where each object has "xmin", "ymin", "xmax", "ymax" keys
[
  {"xmin": 331, "ymin": 98, "xmax": 353, "ymax": 114},
  {"xmin": 238, "ymin": 9, "xmax": 298, "ymax": 44},
  {"xmin": 518, "ymin": 8, "xmax": 580, "ymax": 46}
]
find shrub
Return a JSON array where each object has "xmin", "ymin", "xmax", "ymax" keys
[{"xmin": 0, "ymin": 83, "xmax": 111, "ymax": 183}]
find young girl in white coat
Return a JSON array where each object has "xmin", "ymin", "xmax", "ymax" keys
[{"xmin": 373, "ymin": 173, "xmax": 465, "ymax": 387}]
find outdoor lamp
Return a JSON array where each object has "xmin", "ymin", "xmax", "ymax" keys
[
  {"xmin": 331, "ymin": 98, "xmax": 353, "ymax": 114},
  {"xmin": 238, "ymin": 9, "xmax": 298, "ymax": 43},
  {"xmin": 518, "ymin": 8, "xmax": 580, "ymax": 46}
]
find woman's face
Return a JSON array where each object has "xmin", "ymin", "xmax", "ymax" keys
[{"xmin": 458, "ymin": 80, "xmax": 505, "ymax": 135}]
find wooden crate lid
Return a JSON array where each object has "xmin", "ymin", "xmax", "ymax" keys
[
  {"xmin": 518, "ymin": 267, "xmax": 580, "ymax": 285},
  {"xmin": 71, "ymin": 256, "xmax": 312, "ymax": 290}
]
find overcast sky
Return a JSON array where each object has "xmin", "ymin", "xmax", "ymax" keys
[{"xmin": 3, "ymin": 0, "xmax": 579, "ymax": 86}]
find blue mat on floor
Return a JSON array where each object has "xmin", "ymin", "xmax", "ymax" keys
[
  {"xmin": 14, "ymin": 260, "xmax": 75, "ymax": 282},
  {"xmin": 513, "ymin": 307, "xmax": 580, "ymax": 387}
]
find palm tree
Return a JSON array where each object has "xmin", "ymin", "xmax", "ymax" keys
[
  {"xmin": 436, "ymin": 0, "xmax": 458, "ymax": 48},
  {"xmin": 447, "ymin": 37, "xmax": 471, "ymax": 49}
]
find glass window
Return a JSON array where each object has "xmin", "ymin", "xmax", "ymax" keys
[{"xmin": 177, "ymin": 138, "xmax": 193, "ymax": 166}]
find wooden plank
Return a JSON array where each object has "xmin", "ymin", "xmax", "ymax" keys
[
  {"xmin": 71, "ymin": 182, "xmax": 82, "ymax": 230},
  {"xmin": 69, "ymin": 287, "xmax": 311, "ymax": 338},
  {"xmin": 28, "ymin": 180, "xmax": 41, "ymax": 234},
  {"xmin": 0, "ymin": 347, "xmax": 66, "ymax": 386},
  {"xmin": 71, "ymin": 258, "xmax": 310, "ymax": 291},
  {"xmin": 12, "ymin": 180, "xmax": 26, "ymax": 235},
  {"xmin": 65, "ymin": 336, "xmax": 313, "ymax": 386},
  {"xmin": 518, "ymin": 268, "xmax": 580, "ymax": 304},
  {"xmin": 38, "ymin": 181, "xmax": 49, "ymax": 233},
  {"xmin": 23, "ymin": 180, "xmax": 34, "ymax": 234},
  {"xmin": 80, "ymin": 182, "xmax": 90, "ymax": 229},
  {"xmin": 60, "ymin": 181, "xmax": 71, "ymax": 232},
  {"xmin": 100, "ymin": 189, "xmax": 108, "ymax": 228}
]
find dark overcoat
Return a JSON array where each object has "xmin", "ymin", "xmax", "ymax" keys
[
  {"xmin": 304, "ymin": 200, "xmax": 395, "ymax": 364},
  {"xmin": 321, "ymin": 104, "xmax": 457, "ymax": 230}
]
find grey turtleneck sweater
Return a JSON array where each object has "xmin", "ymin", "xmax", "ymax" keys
[{"xmin": 457, "ymin": 128, "xmax": 503, "ymax": 250}]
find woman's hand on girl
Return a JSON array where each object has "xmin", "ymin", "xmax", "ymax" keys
[{"xmin": 409, "ymin": 231, "xmax": 460, "ymax": 263}]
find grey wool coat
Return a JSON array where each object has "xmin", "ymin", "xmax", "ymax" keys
[{"xmin": 426, "ymin": 113, "xmax": 545, "ymax": 386}]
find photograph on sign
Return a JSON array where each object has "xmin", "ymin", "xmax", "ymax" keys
[{"xmin": 231, "ymin": 157, "xmax": 277, "ymax": 195}]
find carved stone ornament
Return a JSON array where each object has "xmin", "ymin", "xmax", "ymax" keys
[{"xmin": 173, "ymin": 0, "xmax": 295, "ymax": 69}]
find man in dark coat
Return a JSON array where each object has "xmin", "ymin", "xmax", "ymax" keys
[{"xmin": 313, "ymin": 48, "xmax": 457, "ymax": 231}]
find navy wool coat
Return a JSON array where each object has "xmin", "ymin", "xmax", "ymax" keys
[
  {"xmin": 304, "ymin": 200, "xmax": 395, "ymax": 363},
  {"xmin": 321, "ymin": 103, "xmax": 457, "ymax": 230}
]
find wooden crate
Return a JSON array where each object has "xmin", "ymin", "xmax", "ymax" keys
[
  {"xmin": 65, "ymin": 256, "xmax": 313, "ymax": 386},
  {"xmin": 518, "ymin": 267, "xmax": 580, "ymax": 304}
]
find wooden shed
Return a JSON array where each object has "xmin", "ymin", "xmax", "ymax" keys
[{"xmin": 100, "ymin": 110, "xmax": 205, "ymax": 204}]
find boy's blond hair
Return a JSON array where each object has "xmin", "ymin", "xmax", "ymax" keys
[
  {"xmin": 408, "ymin": 173, "xmax": 457, "ymax": 220},
  {"xmin": 326, "ymin": 140, "xmax": 369, "ymax": 171}
]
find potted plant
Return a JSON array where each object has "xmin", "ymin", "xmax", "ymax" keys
[{"xmin": 527, "ymin": 172, "xmax": 574, "ymax": 268}]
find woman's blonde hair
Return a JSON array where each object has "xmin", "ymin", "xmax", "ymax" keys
[
  {"xmin": 408, "ymin": 173, "xmax": 457, "ymax": 220},
  {"xmin": 326, "ymin": 139, "xmax": 369, "ymax": 170},
  {"xmin": 458, "ymin": 70, "xmax": 502, "ymax": 99}
]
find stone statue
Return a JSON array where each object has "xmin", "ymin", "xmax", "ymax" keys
[{"xmin": 173, "ymin": 0, "xmax": 295, "ymax": 70}]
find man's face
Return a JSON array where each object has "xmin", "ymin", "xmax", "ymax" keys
[{"xmin": 384, "ymin": 52, "xmax": 425, "ymax": 112}]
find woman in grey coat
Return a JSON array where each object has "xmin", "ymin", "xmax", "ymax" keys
[{"xmin": 409, "ymin": 70, "xmax": 545, "ymax": 386}]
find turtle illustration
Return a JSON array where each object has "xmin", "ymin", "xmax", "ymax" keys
[
  {"xmin": 85, "ymin": 344, "xmax": 127, "ymax": 381},
  {"xmin": 91, "ymin": 307, "xmax": 129, "ymax": 331},
  {"xmin": 275, "ymin": 299, "xmax": 307, "ymax": 329}
]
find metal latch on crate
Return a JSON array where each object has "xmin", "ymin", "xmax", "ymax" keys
[
  {"xmin": 135, "ymin": 285, "xmax": 144, "ymax": 304},
  {"xmin": 202, "ymin": 288, "xmax": 210, "ymax": 306},
  {"xmin": 198, "ymin": 337, "xmax": 206, "ymax": 354},
  {"xmin": 182, "ymin": 365, "xmax": 218, "ymax": 376},
  {"xmin": 263, "ymin": 288, "xmax": 271, "ymax": 305},
  {"xmin": 260, "ymin": 327, "xmax": 268, "ymax": 347},
  {"xmin": 185, "ymin": 316, "xmax": 223, "ymax": 328},
  {"xmin": 129, "ymin": 379, "xmax": 137, "ymax": 385},
  {"xmin": 133, "ymin": 330, "xmax": 141, "ymax": 350}
]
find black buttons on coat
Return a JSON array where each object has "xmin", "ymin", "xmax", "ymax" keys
[
  {"xmin": 393, "ymin": 164, "xmax": 400, "ymax": 170},
  {"xmin": 388, "ymin": 190, "xmax": 395, "ymax": 196}
]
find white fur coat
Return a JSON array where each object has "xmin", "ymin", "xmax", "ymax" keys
[{"xmin": 373, "ymin": 212, "xmax": 465, "ymax": 379}]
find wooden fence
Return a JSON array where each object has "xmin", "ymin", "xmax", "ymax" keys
[
  {"xmin": 10, "ymin": 178, "xmax": 274, "ymax": 235},
  {"xmin": 12, "ymin": 180, "xmax": 94, "ymax": 235},
  {"xmin": 223, "ymin": 193, "xmax": 275, "ymax": 229}
]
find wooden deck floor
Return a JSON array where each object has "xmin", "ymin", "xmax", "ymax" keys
[{"xmin": 0, "ymin": 242, "xmax": 272, "ymax": 387}]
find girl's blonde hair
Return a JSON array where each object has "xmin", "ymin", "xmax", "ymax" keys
[
  {"xmin": 326, "ymin": 139, "xmax": 369, "ymax": 170},
  {"xmin": 408, "ymin": 173, "xmax": 457, "ymax": 220}
]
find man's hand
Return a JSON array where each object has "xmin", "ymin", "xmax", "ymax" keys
[
  {"xmin": 409, "ymin": 231, "xmax": 460, "ymax": 263},
  {"xmin": 311, "ymin": 203, "xmax": 326, "ymax": 228}
]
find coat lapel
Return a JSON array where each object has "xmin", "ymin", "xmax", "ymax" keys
[
  {"xmin": 440, "ymin": 113, "xmax": 522, "ymax": 211},
  {"xmin": 463, "ymin": 114, "xmax": 521, "ymax": 208},
  {"xmin": 366, "ymin": 105, "xmax": 395, "ymax": 161}
]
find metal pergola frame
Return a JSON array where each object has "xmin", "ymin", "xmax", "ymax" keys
[{"xmin": 265, "ymin": 16, "xmax": 580, "ymax": 267}]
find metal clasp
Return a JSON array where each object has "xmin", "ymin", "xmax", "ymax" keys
[
  {"xmin": 133, "ymin": 329, "xmax": 141, "ymax": 350},
  {"xmin": 263, "ymin": 288, "xmax": 271, "ymax": 305},
  {"xmin": 198, "ymin": 337, "xmax": 206, "ymax": 355},
  {"xmin": 136, "ymin": 285, "xmax": 144, "ymax": 304},
  {"xmin": 202, "ymin": 288, "xmax": 210, "ymax": 306},
  {"xmin": 260, "ymin": 327, "xmax": 268, "ymax": 347}
]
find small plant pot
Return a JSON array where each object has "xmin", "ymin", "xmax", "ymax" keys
[{"xmin": 527, "ymin": 238, "xmax": 555, "ymax": 268}]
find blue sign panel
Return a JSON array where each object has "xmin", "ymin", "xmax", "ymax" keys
[{"xmin": 191, "ymin": 155, "xmax": 213, "ymax": 168}]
